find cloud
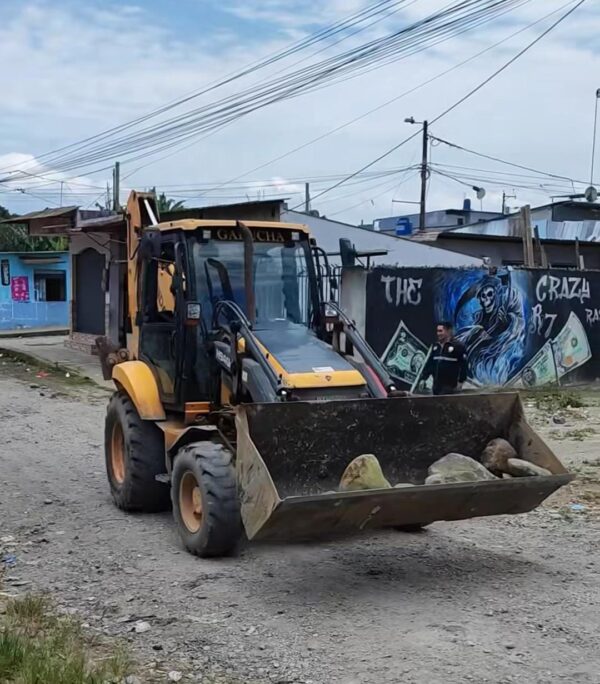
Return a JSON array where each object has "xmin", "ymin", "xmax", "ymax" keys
[
  {"xmin": 0, "ymin": 152, "xmax": 107, "ymax": 211},
  {"xmin": 222, "ymin": 0, "xmax": 369, "ymax": 29},
  {"xmin": 1, "ymin": 0, "xmax": 599, "ymax": 221}
]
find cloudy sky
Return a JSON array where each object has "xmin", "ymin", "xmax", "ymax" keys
[{"xmin": 0, "ymin": 0, "xmax": 599, "ymax": 223}]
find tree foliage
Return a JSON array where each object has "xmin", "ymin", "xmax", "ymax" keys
[
  {"xmin": 152, "ymin": 189, "xmax": 185, "ymax": 213},
  {"xmin": 0, "ymin": 205, "xmax": 68, "ymax": 252}
]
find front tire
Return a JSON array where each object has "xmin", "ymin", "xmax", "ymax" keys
[
  {"xmin": 171, "ymin": 442, "xmax": 242, "ymax": 558},
  {"xmin": 104, "ymin": 391, "xmax": 170, "ymax": 512}
]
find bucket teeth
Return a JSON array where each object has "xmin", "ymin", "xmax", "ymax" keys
[{"xmin": 339, "ymin": 454, "xmax": 392, "ymax": 492}]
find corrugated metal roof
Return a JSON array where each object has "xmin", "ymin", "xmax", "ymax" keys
[{"xmin": 0, "ymin": 206, "xmax": 78, "ymax": 223}]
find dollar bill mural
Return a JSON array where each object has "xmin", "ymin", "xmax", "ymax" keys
[
  {"xmin": 381, "ymin": 320, "xmax": 429, "ymax": 385},
  {"xmin": 366, "ymin": 267, "xmax": 599, "ymax": 389}
]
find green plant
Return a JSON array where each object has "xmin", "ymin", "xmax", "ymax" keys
[
  {"xmin": 0, "ymin": 595, "xmax": 133, "ymax": 684},
  {"xmin": 0, "ymin": 205, "xmax": 68, "ymax": 252},
  {"xmin": 528, "ymin": 390, "xmax": 585, "ymax": 412}
]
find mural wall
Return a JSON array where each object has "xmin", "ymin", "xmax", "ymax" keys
[{"xmin": 365, "ymin": 267, "xmax": 600, "ymax": 388}]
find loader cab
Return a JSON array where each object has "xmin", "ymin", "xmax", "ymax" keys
[
  {"xmin": 189, "ymin": 225, "xmax": 319, "ymax": 331},
  {"xmin": 136, "ymin": 221, "xmax": 323, "ymax": 409}
]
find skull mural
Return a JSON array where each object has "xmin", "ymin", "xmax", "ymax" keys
[
  {"xmin": 452, "ymin": 272, "xmax": 526, "ymax": 385},
  {"xmin": 478, "ymin": 285, "xmax": 496, "ymax": 315}
]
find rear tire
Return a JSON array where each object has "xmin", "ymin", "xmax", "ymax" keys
[
  {"xmin": 171, "ymin": 442, "xmax": 242, "ymax": 558},
  {"xmin": 104, "ymin": 391, "xmax": 170, "ymax": 512}
]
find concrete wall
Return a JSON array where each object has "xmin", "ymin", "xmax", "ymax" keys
[
  {"xmin": 0, "ymin": 252, "xmax": 70, "ymax": 331},
  {"xmin": 282, "ymin": 210, "xmax": 484, "ymax": 268},
  {"xmin": 340, "ymin": 268, "xmax": 367, "ymax": 335}
]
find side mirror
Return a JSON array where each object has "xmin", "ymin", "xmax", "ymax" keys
[{"xmin": 139, "ymin": 230, "xmax": 161, "ymax": 261}]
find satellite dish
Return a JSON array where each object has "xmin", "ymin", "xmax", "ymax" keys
[
  {"xmin": 475, "ymin": 186, "xmax": 486, "ymax": 200},
  {"xmin": 584, "ymin": 186, "xmax": 598, "ymax": 203}
]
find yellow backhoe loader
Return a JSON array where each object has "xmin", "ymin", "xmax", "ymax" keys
[{"xmin": 97, "ymin": 191, "xmax": 572, "ymax": 557}]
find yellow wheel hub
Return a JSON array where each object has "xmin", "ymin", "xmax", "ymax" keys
[
  {"xmin": 180, "ymin": 471, "xmax": 203, "ymax": 533},
  {"xmin": 111, "ymin": 422, "xmax": 126, "ymax": 484}
]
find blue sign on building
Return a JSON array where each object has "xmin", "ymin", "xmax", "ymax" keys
[
  {"xmin": 395, "ymin": 217, "xmax": 413, "ymax": 236},
  {"xmin": 0, "ymin": 252, "xmax": 70, "ymax": 331}
]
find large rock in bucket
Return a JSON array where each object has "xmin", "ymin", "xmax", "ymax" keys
[
  {"xmin": 339, "ymin": 455, "xmax": 392, "ymax": 492},
  {"xmin": 480, "ymin": 438, "xmax": 517, "ymax": 477},
  {"xmin": 426, "ymin": 453, "xmax": 498, "ymax": 485}
]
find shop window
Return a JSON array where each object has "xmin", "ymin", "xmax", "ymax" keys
[{"xmin": 34, "ymin": 270, "xmax": 66, "ymax": 302}]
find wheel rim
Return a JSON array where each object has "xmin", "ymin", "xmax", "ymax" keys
[
  {"xmin": 111, "ymin": 421, "xmax": 126, "ymax": 484},
  {"xmin": 180, "ymin": 471, "xmax": 203, "ymax": 533}
]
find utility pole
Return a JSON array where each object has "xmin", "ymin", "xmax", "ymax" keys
[
  {"xmin": 304, "ymin": 182, "xmax": 311, "ymax": 213},
  {"xmin": 419, "ymin": 120, "xmax": 428, "ymax": 233},
  {"xmin": 404, "ymin": 116, "xmax": 429, "ymax": 231},
  {"xmin": 59, "ymin": 181, "xmax": 64, "ymax": 207},
  {"xmin": 112, "ymin": 161, "xmax": 121, "ymax": 211},
  {"xmin": 502, "ymin": 191, "xmax": 516, "ymax": 214}
]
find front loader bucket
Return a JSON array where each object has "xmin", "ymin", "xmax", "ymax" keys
[{"xmin": 235, "ymin": 394, "xmax": 573, "ymax": 542}]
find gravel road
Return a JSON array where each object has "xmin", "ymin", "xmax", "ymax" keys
[{"xmin": 1, "ymin": 364, "xmax": 599, "ymax": 684}]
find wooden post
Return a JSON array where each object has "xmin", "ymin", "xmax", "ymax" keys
[
  {"xmin": 521, "ymin": 214, "xmax": 528, "ymax": 265},
  {"xmin": 575, "ymin": 237, "xmax": 584, "ymax": 269},
  {"xmin": 520, "ymin": 205, "xmax": 534, "ymax": 267},
  {"xmin": 533, "ymin": 224, "xmax": 548, "ymax": 268}
]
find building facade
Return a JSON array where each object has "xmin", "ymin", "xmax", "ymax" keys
[{"xmin": 0, "ymin": 251, "xmax": 70, "ymax": 331}]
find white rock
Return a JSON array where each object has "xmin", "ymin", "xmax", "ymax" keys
[
  {"xmin": 506, "ymin": 458, "xmax": 551, "ymax": 478},
  {"xmin": 124, "ymin": 676, "xmax": 142, "ymax": 684},
  {"xmin": 133, "ymin": 620, "xmax": 151, "ymax": 634},
  {"xmin": 168, "ymin": 672, "xmax": 183, "ymax": 682}
]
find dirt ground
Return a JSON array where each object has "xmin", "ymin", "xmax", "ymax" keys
[{"xmin": 1, "ymin": 359, "xmax": 599, "ymax": 684}]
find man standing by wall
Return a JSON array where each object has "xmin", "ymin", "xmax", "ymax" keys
[{"xmin": 421, "ymin": 322, "xmax": 468, "ymax": 395}]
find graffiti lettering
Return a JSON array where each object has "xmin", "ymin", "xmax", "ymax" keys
[
  {"xmin": 530, "ymin": 304, "xmax": 557, "ymax": 338},
  {"xmin": 586, "ymin": 308, "xmax": 600, "ymax": 326},
  {"xmin": 381, "ymin": 276, "xmax": 422, "ymax": 306},
  {"xmin": 536, "ymin": 275, "xmax": 591, "ymax": 304}
]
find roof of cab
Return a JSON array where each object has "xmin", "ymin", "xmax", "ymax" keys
[{"xmin": 156, "ymin": 219, "xmax": 310, "ymax": 233}]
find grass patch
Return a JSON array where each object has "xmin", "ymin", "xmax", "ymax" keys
[
  {"xmin": 0, "ymin": 594, "xmax": 132, "ymax": 684},
  {"xmin": 525, "ymin": 390, "xmax": 586, "ymax": 412},
  {"xmin": 0, "ymin": 353, "xmax": 96, "ymax": 391},
  {"xmin": 549, "ymin": 427, "xmax": 596, "ymax": 442}
]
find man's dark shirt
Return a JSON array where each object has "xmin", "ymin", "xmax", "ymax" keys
[{"xmin": 422, "ymin": 338, "xmax": 468, "ymax": 395}]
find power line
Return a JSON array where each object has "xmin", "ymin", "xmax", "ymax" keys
[
  {"xmin": 5, "ymin": 0, "xmax": 531, "ymax": 177},
  {"xmin": 431, "ymin": 161, "xmax": 578, "ymax": 183},
  {"xmin": 164, "ymin": 1, "xmax": 568, "ymax": 198},
  {"xmin": 7, "ymin": 0, "xmax": 409, "ymax": 175},
  {"xmin": 327, "ymin": 170, "xmax": 420, "ymax": 218},
  {"xmin": 300, "ymin": 0, "xmax": 586, "ymax": 208},
  {"xmin": 429, "ymin": 134, "xmax": 589, "ymax": 185},
  {"xmin": 430, "ymin": 167, "xmax": 573, "ymax": 196}
]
